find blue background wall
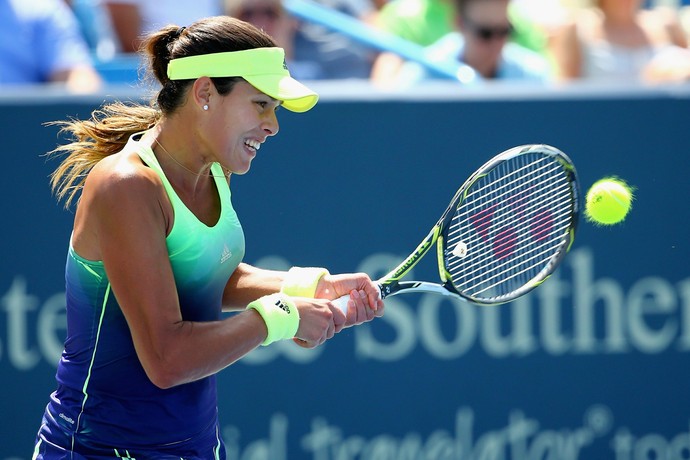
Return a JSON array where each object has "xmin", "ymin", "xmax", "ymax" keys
[{"xmin": 1, "ymin": 85, "xmax": 689, "ymax": 459}]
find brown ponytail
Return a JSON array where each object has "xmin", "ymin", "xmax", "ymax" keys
[{"xmin": 49, "ymin": 16, "xmax": 277, "ymax": 208}]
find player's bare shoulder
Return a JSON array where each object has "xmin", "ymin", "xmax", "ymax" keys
[
  {"xmin": 78, "ymin": 147, "xmax": 172, "ymax": 234},
  {"xmin": 72, "ymin": 148, "xmax": 170, "ymax": 260},
  {"xmin": 86, "ymin": 149, "xmax": 164, "ymax": 204}
]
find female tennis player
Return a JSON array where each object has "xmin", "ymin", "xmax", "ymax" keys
[{"xmin": 33, "ymin": 16, "xmax": 384, "ymax": 459}]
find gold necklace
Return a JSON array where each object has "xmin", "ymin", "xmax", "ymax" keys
[{"xmin": 154, "ymin": 139, "xmax": 230, "ymax": 178}]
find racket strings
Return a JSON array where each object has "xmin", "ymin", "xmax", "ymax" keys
[
  {"xmin": 450, "ymin": 209, "xmax": 571, "ymax": 296},
  {"xmin": 460, "ymin": 160, "xmax": 564, "ymax": 216},
  {"xmin": 454, "ymin": 157, "xmax": 570, "ymax": 246},
  {"xmin": 444, "ymin": 155, "xmax": 575, "ymax": 300},
  {"xmin": 456, "ymin": 181, "xmax": 572, "ymax": 256},
  {"xmin": 450, "ymin": 200, "xmax": 572, "ymax": 278},
  {"xmin": 453, "ymin": 218, "xmax": 569, "ymax": 295}
]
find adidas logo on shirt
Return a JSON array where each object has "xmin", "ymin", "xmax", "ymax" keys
[{"xmin": 220, "ymin": 244, "xmax": 232, "ymax": 264}]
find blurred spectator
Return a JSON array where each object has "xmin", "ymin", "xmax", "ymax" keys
[
  {"xmin": 292, "ymin": 0, "xmax": 378, "ymax": 79},
  {"xmin": 682, "ymin": 5, "xmax": 690, "ymax": 39},
  {"xmin": 0, "ymin": 0, "xmax": 102, "ymax": 92},
  {"xmin": 370, "ymin": 0, "xmax": 390, "ymax": 10},
  {"xmin": 225, "ymin": 0, "xmax": 295, "ymax": 49},
  {"xmin": 550, "ymin": 0, "xmax": 690, "ymax": 83},
  {"xmin": 225, "ymin": 0, "xmax": 307, "ymax": 74},
  {"xmin": 370, "ymin": 0, "xmax": 549, "ymax": 84},
  {"xmin": 390, "ymin": 0, "xmax": 550, "ymax": 86},
  {"xmin": 226, "ymin": 0, "xmax": 375, "ymax": 79},
  {"xmin": 104, "ymin": 0, "xmax": 222, "ymax": 52}
]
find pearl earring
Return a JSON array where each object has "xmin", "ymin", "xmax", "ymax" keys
[{"xmin": 203, "ymin": 104, "xmax": 209, "ymax": 111}]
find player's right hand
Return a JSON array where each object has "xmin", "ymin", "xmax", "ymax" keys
[{"xmin": 292, "ymin": 298, "xmax": 346, "ymax": 348}]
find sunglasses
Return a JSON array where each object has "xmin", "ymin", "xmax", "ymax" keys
[{"xmin": 465, "ymin": 20, "xmax": 513, "ymax": 41}]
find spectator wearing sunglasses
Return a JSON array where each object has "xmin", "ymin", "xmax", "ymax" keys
[{"xmin": 388, "ymin": 0, "xmax": 550, "ymax": 86}]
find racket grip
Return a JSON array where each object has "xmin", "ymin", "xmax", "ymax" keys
[
  {"xmin": 332, "ymin": 283, "xmax": 385, "ymax": 314},
  {"xmin": 332, "ymin": 294, "xmax": 350, "ymax": 314}
]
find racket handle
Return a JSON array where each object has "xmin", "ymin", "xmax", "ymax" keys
[
  {"xmin": 332, "ymin": 284, "xmax": 385, "ymax": 314},
  {"xmin": 332, "ymin": 294, "xmax": 350, "ymax": 314}
]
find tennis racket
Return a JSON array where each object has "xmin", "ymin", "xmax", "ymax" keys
[{"xmin": 335, "ymin": 144, "xmax": 579, "ymax": 311}]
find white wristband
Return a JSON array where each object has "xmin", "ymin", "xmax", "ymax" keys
[{"xmin": 280, "ymin": 267, "xmax": 329, "ymax": 298}]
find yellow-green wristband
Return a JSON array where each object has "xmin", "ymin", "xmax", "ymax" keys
[
  {"xmin": 247, "ymin": 294, "xmax": 299, "ymax": 346},
  {"xmin": 280, "ymin": 267, "xmax": 329, "ymax": 298}
]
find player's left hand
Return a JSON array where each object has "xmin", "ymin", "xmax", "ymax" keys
[{"xmin": 315, "ymin": 273, "xmax": 385, "ymax": 327}]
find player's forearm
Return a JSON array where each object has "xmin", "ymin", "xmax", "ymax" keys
[
  {"xmin": 141, "ymin": 310, "xmax": 267, "ymax": 388},
  {"xmin": 221, "ymin": 263, "xmax": 286, "ymax": 310}
]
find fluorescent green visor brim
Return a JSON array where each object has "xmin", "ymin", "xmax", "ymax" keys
[
  {"xmin": 167, "ymin": 47, "xmax": 318, "ymax": 113},
  {"xmin": 244, "ymin": 73, "xmax": 318, "ymax": 113}
]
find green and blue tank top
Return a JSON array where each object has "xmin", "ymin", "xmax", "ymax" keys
[{"xmin": 41, "ymin": 132, "xmax": 245, "ymax": 451}]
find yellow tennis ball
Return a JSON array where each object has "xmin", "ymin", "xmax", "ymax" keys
[{"xmin": 585, "ymin": 177, "xmax": 634, "ymax": 225}]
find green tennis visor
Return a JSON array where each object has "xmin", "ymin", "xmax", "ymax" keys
[{"xmin": 167, "ymin": 47, "xmax": 318, "ymax": 112}]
